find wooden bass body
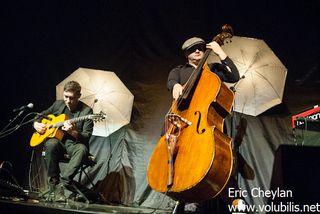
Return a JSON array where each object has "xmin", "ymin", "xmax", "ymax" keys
[{"xmin": 147, "ymin": 65, "xmax": 234, "ymax": 202}]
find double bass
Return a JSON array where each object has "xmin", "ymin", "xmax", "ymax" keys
[{"xmin": 147, "ymin": 24, "xmax": 235, "ymax": 202}]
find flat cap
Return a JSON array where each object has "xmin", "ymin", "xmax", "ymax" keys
[{"xmin": 181, "ymin": 37, "xmax": 205, "ymax": 51}]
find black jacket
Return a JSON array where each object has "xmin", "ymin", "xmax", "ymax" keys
[
  {"xmin": 39, "ymin": 100, "xmax": 93, "ymax": 147},
  {"xmin": 167, "ymin": 56, "xmax": 240, "ymax": 92}
]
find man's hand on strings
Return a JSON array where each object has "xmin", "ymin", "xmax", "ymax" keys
[
  {"xmin": 33, "ymin": 122, "xmax": 46, "ymax": 134},
  {"xmin": 172, "ymin": 84, "xmax": 184, "ymax": 100}
]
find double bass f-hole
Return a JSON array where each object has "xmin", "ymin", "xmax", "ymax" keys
[{"xmin": 194, "ymin": 111, "xmax": 206, "ymax": 134}]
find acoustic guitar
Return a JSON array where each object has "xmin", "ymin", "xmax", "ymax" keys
[{"xmin": 30, "ymin": 112, "xmax": 105, "ymax": 147}]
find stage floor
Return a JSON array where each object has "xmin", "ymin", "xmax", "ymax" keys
[{"xmin": 0, "ymin": 197, "xmax": 172, "ymax": 214}]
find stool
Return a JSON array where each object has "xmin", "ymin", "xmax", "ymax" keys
[
  {"xmin": 63, "ymin": 153, "xmax": 96, "ymax": 187},
  {"xmin": 60, "ymin": 154, "xmax": 97, "ymax": 203}
]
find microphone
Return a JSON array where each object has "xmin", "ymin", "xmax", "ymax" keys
[
  {"xmin": 91, "ymin": 98, "xmax": 98, "ymax": 109},
  {"xmin": 12, "ymin": 103, "xmax": 34, "ymax": 112},
  {"xmin": 35, "ymin": 113, "xmax": 52, "ymax": 121}
]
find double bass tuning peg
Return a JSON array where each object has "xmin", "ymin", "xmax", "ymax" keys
[{"xmin": 226, "ymin": 39, "xmax": 232, "ymax": 44}]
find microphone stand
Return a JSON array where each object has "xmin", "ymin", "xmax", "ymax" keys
[
  {"xmin": 0, "ymin": 110, "xmax": 26, "ymax": 136},
  {"xmin": 0, "ymin": 112, "xmax": 39, "ymax": 139}
]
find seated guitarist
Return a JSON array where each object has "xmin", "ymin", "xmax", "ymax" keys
[{"xmin": 33, "ymin": 80, "xmax": 93, "ymax": 202}]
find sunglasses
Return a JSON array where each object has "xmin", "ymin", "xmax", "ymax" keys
[{"xmin": 186, "ymin": 44, "xmax": 206, "ymax": 55}]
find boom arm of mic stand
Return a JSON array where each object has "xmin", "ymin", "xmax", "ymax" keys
[
  {"xmin": 0, "ymin": 113, "xmax": 39, "ymax": 139},
  {"xmin": 0, "ymin": 110, "xmax": 26, "ymax": 135}
]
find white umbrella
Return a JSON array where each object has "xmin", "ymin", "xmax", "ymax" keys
[
  {"xmin": 209, "ymin": 36, "xmax": 287, "ymax": 116},
  {"xmin": 56, "ymin": 67, "xmax": 134, "ymax": 137}
]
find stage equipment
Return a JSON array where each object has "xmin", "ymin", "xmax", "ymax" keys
[
  {"xmin": 12, "ymin": 103, "xmax": 34, "ymax": 112},
  {"xmin": 0, "ymin": 103, "xmax": 34, "ymax": 137},
  {"xmin": 291, "ymin": 105, "xmax": 320, "ymax": 129},
  {"xmin": 0, "ymin": 161, "xmax": 27, "ymax": 199},
  {"xmin": 209, "ymin": 36, "xmax": 287, "ymax": 116},
  {"xmin": 56, "ymin": 68, "xmax": 134, "ymax": 137},
  {"xmin": 270, "ymin": 145, "xmax": 320, "ymax": 206}
]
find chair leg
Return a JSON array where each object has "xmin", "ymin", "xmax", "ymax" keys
[
  {"xmin": 69, "ymin": 183, "xmax": 89, "ymax": 204},
  {"xmin": 78, "ymin": 167, "xmax": 83, "ymax": 183},
  {"xmin": 78, "ymin": 166, "xmax": 95, "ymax": 188},
  {"xmin": 38, "ymin": 189, "xmax": 50, "ymax": 199},
  {"xmin": 38, "ymin": 185, "xmax": 55, "ymax": 202},
  {"xmin": 81, "ymin": 170, "xmax": 95, "ymax": 187}
]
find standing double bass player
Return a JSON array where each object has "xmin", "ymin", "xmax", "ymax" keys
[
  {"xmin": 168, "ymin": 37, "xmax": 239, "ymax": 213},
  {"xmin": 147, "ymin": 24, "xmax": 240, "ymax": 213},
  {"xmin": 168, "ymin": 37, "xmax": 239, "ymax": 102}
]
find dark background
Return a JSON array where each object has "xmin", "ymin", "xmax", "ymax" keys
[{"xmin": 0, "ymin": 0, "xmax": 319, "ymax": 207}]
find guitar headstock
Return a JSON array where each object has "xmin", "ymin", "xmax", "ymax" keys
[{"xmin": 89, "ymin": 111, "xmax": 106, "ymax": 122}]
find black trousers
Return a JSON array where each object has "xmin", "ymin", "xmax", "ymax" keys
[{"xmin": 44, "ymin": 138, "xmax": 88, "ymax": 185}]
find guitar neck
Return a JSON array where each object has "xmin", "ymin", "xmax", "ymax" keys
[{"xmin": 52, "ymin": 115, "xmax": 91, "ymax": 128}]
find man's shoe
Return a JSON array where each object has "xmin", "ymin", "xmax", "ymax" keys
[
  {"xmin": 40, "ymin": 182, "xmax": 56, "ymax": 202},
  {"xmin": 54, "ymin": 183, "xmax": 67, "ymax": 203}
]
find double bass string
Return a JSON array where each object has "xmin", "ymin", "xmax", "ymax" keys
[{"xmin": 164, "ymin": 48, "xmax": 212, "ymax": 135}]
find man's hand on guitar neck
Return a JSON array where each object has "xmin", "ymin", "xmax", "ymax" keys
[{"xmin": 62, "ymin": 120, "xmax": 79, "ymax": 139}]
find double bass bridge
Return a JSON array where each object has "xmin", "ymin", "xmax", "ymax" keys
[
  {"xmin": 164, "ymin": 113, "xmax": 192, "ymax": 188},
  {"xmin": 166, "ymin": 113, "xmax": 191, "ymax": 129},
  {"xmin": 164, "ymin": 113, "xmax": 192, "ymax": 151}
]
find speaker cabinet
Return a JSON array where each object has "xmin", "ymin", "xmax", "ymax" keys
[{"xmin": 269, "ymin": 145, "xmax": 320, "ymax": 205}]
